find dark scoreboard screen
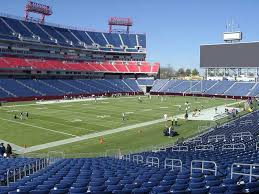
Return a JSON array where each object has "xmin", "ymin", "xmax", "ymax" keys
[{"xmin": 200, "ymin": 42, "xmax": 259, "ymax": 68}]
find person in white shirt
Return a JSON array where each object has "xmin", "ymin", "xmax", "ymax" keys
[
  {"xmin": 164, "ymin": 114, "xmax": 168, "ymax": 121},
  {"xmin": 122, "ymin": 113, "xmax": 125, "ymax": 121}
]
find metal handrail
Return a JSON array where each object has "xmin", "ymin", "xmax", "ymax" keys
[
  {"xmin": 146, "ymin": 157, "xmax": 159, "ymax": 168},
  {"xmin": 232, "ymin": 132, "xmax": 252, "ymax": 141},
  {"xmin": 172, "ymin": 145, "xmax": 188, "ymax": 152},
  {"xmin": 164, "ymin": 158, "xmax": 183, "ymax": 172},
  {"xmin": 231, "ymin": 163, "xmax": 259, "ymax": 182},
  {"xmin": 6, "ymin": 158, "xmax": 50, "ymax": 186},
  {"xmin": 222, "ymin": 143, "xmax": 246, "ymax": 151},
  {"xmin": 132, "ymin": 155, "xmax": 144, "ymax": 164},
  {"xmin": 208, "ymin": 135, "xmax": 226, "ymax": 143},
  {"xmin": 191, "ymin": 160, "xmax": 217, "ymax": 176},
  {"xmin": 122, "ymin": 154, "xmax": 131, "ymax": 162},
  {"xmin": 195, "ymin": 144, "xmax": 214, "ymax": 151}
]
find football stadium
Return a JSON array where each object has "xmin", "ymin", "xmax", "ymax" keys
[{"xmin": 0, "ymin": 0, "xmax": 258, "ymax": 193}]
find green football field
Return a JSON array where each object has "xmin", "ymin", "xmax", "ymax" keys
[{"xmin": 0, "ymin": 95, "xmax": 242, "ymax": 157}]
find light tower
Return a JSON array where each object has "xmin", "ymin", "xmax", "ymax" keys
[
  {"xmin": 108, "ymin": 17, "xmax": 133, "ymax": 33},
  {"xmin": 24, "ymin": 1, "xmax": 53, "ymax": 24}
]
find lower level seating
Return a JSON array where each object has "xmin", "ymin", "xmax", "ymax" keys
[
  {"xmin": 0, "ymin": 79, "xmax": 141, "ymax": 99},
  {"xmin": 152, "ymin": 79, "xmax": 259, "ymax": 97}
]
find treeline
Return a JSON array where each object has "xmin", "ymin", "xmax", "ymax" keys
[{"xmin": 160, "ymin": 66, "xmax": 200, "ymax": 79}]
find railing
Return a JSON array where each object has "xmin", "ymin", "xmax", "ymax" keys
[
  {"xmin": 122, "ymin": 154, "xmax": 131, "ymax": 162},
  {"xmin": 231, "ymin": 132, "xmax": 252, "ymax": 141},
  {"xmin": 146, "ymin": 157, "xmax": 159, "ymax": 168},
  {"xmin": 172, "ymin": 145, "xmax": 188, "ymax": 152},
  {"xmin": 164, "ymin": 158, "xmax": 182, "ymax": 172},
  {"xmin": 195, "ymin": 144, "xmax": 214, "ymax": 151},
  {"xmin": 152, "ymin": 145, "xmax": 167, "ymax": 153},
  {"xmin": 105, "ymin": 149, "xmax": 122, "ymax": 159},
  {"xmin": 187, "ymin": 137, "xmax": 203, "ymax": 144},
  {"xmin": 6, "ymin": 158, "xmax": 49, "ymax": 186},
  {"xmin": 208, "ymin": 135, "xmax": 226, "ymax": 143},
  {"xmin": 222, "ymin": 122, "xmax": 236, "ymax": 128},
  {"xmin": 231, "ymin": 163, "xmax": 259, "ymax": 182},
  {"xmin": 132, "ymin": 155, "xmax": 144, "ymax": 164},
  {"xmin": 222, "ymin": 143, "xmax": 246, "ymax": 151},
  {"xmin": 239, "ymin": 119, "xmax": 253, "ymax": 126},
  {"xmin": 191, "ymin": 160, "xmax": 217, "ymax": 176},
  {"xmin": 47, "ymin": 151, "xmax": 65, "ymax": 164}
]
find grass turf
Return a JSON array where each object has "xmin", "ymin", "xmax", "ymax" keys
[{"xmin": 0, "ymin": 95, "xmax": 240, "ymax": 155}]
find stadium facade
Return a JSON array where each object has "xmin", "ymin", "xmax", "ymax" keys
[
  {"xmin": 0, "ymin": 14, "xmax": 159, "ymax": 79},
  {"xmin": 0, "ymin": 13, "xmax": 159, "ymax": 101}
]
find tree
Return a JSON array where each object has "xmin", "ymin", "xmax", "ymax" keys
[
  {"xmin": 177, "ymin": 68, "xmax": 185, "ymax": 77},
  {"xmin": 192, "ymin": 68, "xmax": 199, "ymax": 76},
  {"xmin": 185, "ymin": 68, "xmax": 191, "ymax": 76}
]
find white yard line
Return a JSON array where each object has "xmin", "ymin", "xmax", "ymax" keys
[
  {"xmin": 20, "ymin": 118, "xmax": 166, "ymax": 153},
  {"xmin": 34, "ymin": 118, "xmax": 95, "ymax": 132},
  {"xmin": 0, "ymin": 118, "xmax": 76, "ymax": 137}
]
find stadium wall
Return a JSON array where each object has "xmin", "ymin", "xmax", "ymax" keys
[
  {"xmin": 0, "ymin": 91, "xmax": 144, "ymax": 103},
  {"xmin": 150, "ymin": 91, "xmax": 249, "ymax": 100}
]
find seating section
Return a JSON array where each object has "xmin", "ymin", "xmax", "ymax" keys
[
  {"xmin": 224, "ymin": 82, "xmax": 255, "ymax": 96},
  {"xmin": 249, "ymin": 83, "xmax": 259, "ymax": 96},
  {"xmin": 137, "ymin": 79, "xmax": 154, "ymax": 86},
  {"xmin": 0, "ymin": 16, "xmax": 146, "ymax": 52},
  {"xmin": 124, "ymin": 110, "xmax": 259, "ymax": 194},
  {"xmin": 1, "ymin": 111, "xmax": 259, "ymax": 194},
  {"xmin": 0, "ymin": 157, "xmax": 38, "ymax": 182},
  {"xmin": 0, "ymin": 57, "xmax": 159, "ymax": 74},
  {"xmin": 152, "ymin": 79, "xmax": 259, "ymax": 97},
  {"xmin": 206, "ymin": 81, "xmax": 236, "ymax": 95},
  {"xmin": 0, "ymin": 79, "xmax": 141, "ymax": 99}
]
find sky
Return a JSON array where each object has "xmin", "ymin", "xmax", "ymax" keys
[{"xmin": 0, "ymin": 0, "xmax": 258, "ymax": 69}]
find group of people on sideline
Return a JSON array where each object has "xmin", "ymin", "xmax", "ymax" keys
[
  {"xmin": 0, "ymin": 143, "xmax": 12, "ymax": 158},
  {"xmin": 14, "ymin": 112, "xmax": 29, "ymax": 120}
]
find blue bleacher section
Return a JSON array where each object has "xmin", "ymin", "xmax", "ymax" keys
[
  {"xmin": 249, "ymin": 83, "xmax": 259, "ymax": 97},
  {"xmin": 0, "ymin": 79, "xmax": 38, "ymax": 97},
  {"xmin": 103, "ymin": 33, "xmax": 122, "ymax": 47},
  {"xmin": 22, "ymin": 21, "xmax": 50, "ymax": 41},
  {"xmin": 87, "ymin": 31, "xmax": 107, "ymax": 47},
  {"xmin": 189, "ymin": 80, "xmax": 218, "ymax": 93},
  {"xmin": 3, "ymin": 17, "xmax": 32, "ymax": 37},
  {"xmin": 205, "ymin": 81, "xmax": 235, "ymax": 95},
  {"xmin": 138, "ymin": 34, "xmax": 146, "ymax": 48},
  {"xmin": 137, "ymin": 79, "xmax": 154, "ymax": 86},
  {"xmin": 122, "ymin": 79, "xmax": 142, "ymax": 92},
  {"xmin": 70, "ymin": 30, "xmax": 93, "ymax": 45},
  {"xmin": 150, "ymin": 79, "xmax": 169, "ymax": 92},
  {"xmin": 1, "ymin": 110, "xmax": 259, "ymax": 193},
  {"xmin": 0, "ymin": 18, "xmax": 13, "ymax": 36},
  {"xmin": 2, "ymin": 78, "xmax": 259, "ymax": 100},
  {"xmin": 0, "ymin": 79, "xmax": 141, "ymax": 99},
  {"xmin": 121, "ymin": 34, "xmax": 137, "ymax": 48},
  {"xmin": 224, "ymin": 82, "xmax": 255, "ymax": 96},
  {"xmin": 0, "ymin": 157, "xmax": 38, "ymax": 183},
  {"xmin": 0, "ymin": 16, "xmax": 145, "ymax": 52},
  {"xmin": 158, "ymin": 80, "xmax": 183, "ymax": 93},
  {"xmin": 151, "ymin": 79, "xmax": 259, "ymax": 97}
]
